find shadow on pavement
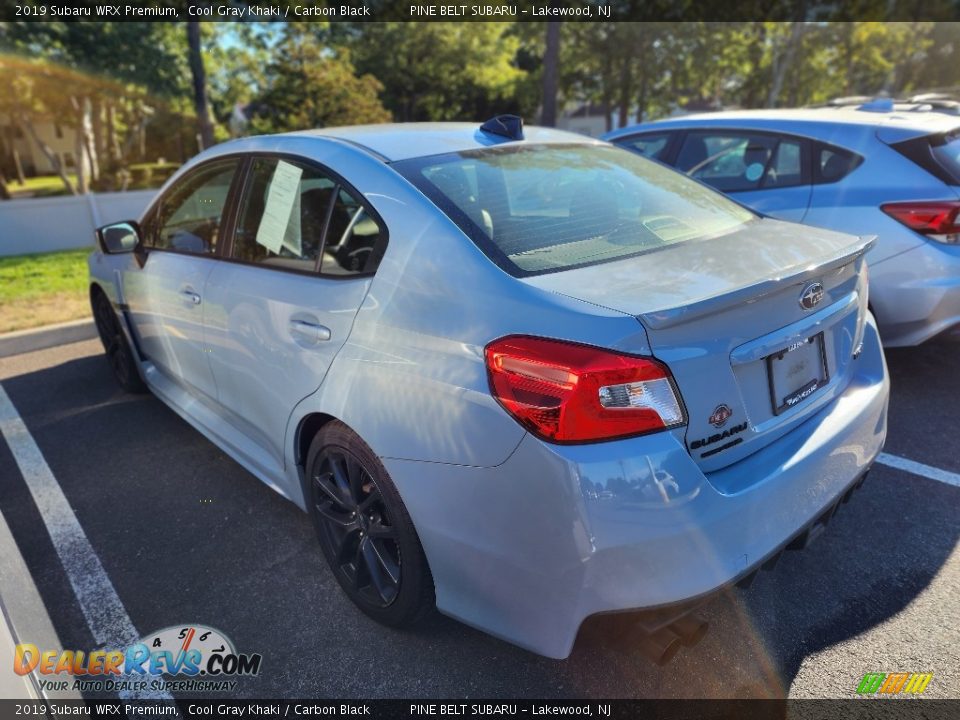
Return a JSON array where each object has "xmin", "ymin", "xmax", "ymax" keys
[{"xmin": 0, "ymin": 341, "xmax": 956, "ymax": 698}]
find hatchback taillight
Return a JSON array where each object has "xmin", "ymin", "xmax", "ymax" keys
[
  {"xmin": 881, "ymin": 201, "xmax": 960, "ymax": 243},
  {"xmin": 484, "ymin": 336, "xmax": 685, "ymax": 443}
]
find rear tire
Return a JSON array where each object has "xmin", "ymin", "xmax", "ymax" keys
[
  {"xmin": 92, "ymin": 290, "xmax": 147, "ymax": 394},
  {"xmin": 306, "ymin": 421, "xmax": 435, "ymax": 627}
]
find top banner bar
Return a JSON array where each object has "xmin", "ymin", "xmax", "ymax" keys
[{"xmin": 5, "ymin": 0, "xmax": 960, "ymax": 23}]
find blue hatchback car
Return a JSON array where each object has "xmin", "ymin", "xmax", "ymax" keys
[
  {"xmin": 605, "ymin": 106, "xmax": 960, "ymax": 347},
  {"xmin": 89, "ymin": 119, "xmax": 888, "ymax": 659}
]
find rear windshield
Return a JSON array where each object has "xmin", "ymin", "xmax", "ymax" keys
[
  {"xmin": 893, "ymin": 129, "xmax": 960, "ymax": 185},
  {"xmin": 393, "ymin": 144, "xmax": 755, "ymax": 276},
  {"xmin": 930, "ymin": 131, "xmax": 960, "ymax": 183}
]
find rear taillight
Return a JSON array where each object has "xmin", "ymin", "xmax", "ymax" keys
[
  {"xmin": 881, "ymin": 201, "xmax": 960, "ymax": 244},
  {"xmin": 484, "ymin": 336, "xmax": 685, "ymax": 443}
]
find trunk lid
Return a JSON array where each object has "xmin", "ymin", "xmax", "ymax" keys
[{"xmin": 523, "ymin": 219, "xmax": 873, "ymax": 472}]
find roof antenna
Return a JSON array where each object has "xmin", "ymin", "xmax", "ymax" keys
[{"xmin": 480, "ymin": 115, "xmax": 524, "ymax": 141}]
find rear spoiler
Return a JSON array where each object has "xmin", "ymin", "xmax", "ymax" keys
[{"xmin": 639, "ymin": 235, "xmax": 876, "ymax": 331}]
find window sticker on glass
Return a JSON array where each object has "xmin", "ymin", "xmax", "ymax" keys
[
  {"xmin": 255, "ymin": 160, "xmax": 303, "ymax": 255},
  {"xmin": 745, "ymin": 163, "xmax": 764, "ymax": 182}
]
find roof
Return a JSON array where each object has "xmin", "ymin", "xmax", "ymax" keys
[
  {"xmin": 604, "ymin": 107, "xmax": 960, "ymax": 145},
  {"xmin": 283, "ymin": 122, "xmax": 600, "ymax": 162}
]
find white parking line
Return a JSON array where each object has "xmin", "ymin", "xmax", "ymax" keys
[
  {"xmin": 0, "ymin": 383, "xmax": 172, "ymax": 701},
  {"xmin": 877, "ymin": 452, "xmax": 960, "ymax": 488}
]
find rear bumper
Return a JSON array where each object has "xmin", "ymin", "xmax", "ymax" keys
[
  {"xmin": 870, "ymin": 240, "xmax": 960, "ymax": 347},
  {"xmin": 384, "ymin": 318, "xmax": 888, "ymax": 659}
]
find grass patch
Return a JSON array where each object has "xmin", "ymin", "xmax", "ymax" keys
[
  {"xmin": 7, "ymin": 174, "xmax": 79, "ymax": 198},
  {"xmin": 0, "ymin": 248, "xmax": 92, "ymax": 333},
  {"xmin": 5, "ymin": 161, "xmax": 180, "ymax": 198}
]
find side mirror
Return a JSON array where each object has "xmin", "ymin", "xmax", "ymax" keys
[{"xmin": 97, "ymin": 221, "xmax": 141, "ymax": 254}]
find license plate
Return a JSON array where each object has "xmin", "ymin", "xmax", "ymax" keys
[{"xmin": 767, "ymin": 333, "xmax": 829, "ymax": 415}]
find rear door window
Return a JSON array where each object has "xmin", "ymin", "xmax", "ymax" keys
[
  {"xmin": 814, "ymin": 145, "xmax": 863, "ymax": 184},
  {"xmin": 676, "ymin": 132, "xmax": 805, "ymax": 192},
  {"xmin": 231, "ymin": 157, "xmax": 386, "ymax": 275}
]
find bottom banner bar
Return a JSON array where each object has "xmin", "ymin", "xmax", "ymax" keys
[{"xmin": 0, "ymin": 699, "xmax": 958, "ymax": 720}]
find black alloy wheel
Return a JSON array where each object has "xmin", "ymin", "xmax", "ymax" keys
[
  {"xmin": 313, "ymin": 448, "xmax": 401, "ymax": 607},
  {"xmin": 307, "ymin": 422, "xmax": 434, "ymax": 626}
]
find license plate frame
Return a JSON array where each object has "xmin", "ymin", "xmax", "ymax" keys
[{"xmin": 766, "ymin": 332, "xmax": 829, "ymax": 416}]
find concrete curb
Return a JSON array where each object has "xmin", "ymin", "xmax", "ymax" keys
[{"xmin": 0, "ymin": 319, "xmax": 96, "ymax": 359}]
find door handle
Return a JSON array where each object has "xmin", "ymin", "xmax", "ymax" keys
[
  {"xmin": 180, "ymin": 290, "xmax": 201, "ymax": 305},
  {"xmin": 289, "ymin": 319, "xmax": 331, "ymax": 343}
]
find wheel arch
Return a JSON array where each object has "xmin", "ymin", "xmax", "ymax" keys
[
  {"xmin": 295, "ymin": 411, "xmax": 340, "ymax": 471},
  {"xmin": 89, "ymin": 280, "xmax": 107, "ymax": 303}
]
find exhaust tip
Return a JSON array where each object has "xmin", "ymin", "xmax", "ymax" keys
[{"xmin": 634, "ymin": 626, "xmax": 683, "ymax": 666}]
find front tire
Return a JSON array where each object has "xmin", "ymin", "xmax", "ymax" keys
[
  {"xmin": 92, "ymin": 290, "xmax": 147, "ymax": 394},
  {"xmin": 306, "ymin": 422, "xmax": 434, "ymax": 627}
]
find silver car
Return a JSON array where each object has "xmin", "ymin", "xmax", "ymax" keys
[
  {"xmin": 89, "ymin": 119, "xmax": 888, "ymax": 660},
  {"xmin": 605, "ymin": 106, "xmax": 960, "ymax": 347}
]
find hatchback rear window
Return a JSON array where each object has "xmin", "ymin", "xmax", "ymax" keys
[
  {"xmin": 892, "ymin": 129, "xmax": 960, "ymax": 185},
  {"xmin": 930, "ymin": 132, "xmax": 960, "ymax": 183},
  {"xmin": 394, "ymin": 144, "xmax": 754, "ymax": 276}
]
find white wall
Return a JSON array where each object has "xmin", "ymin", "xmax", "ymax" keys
[
  {"xmin": 557, "ymin": 115, "xmax": 609, "ymax": 138},
  {"xmin": 0, "ymin": 190, "xmax": 155, "ymax": 257}
]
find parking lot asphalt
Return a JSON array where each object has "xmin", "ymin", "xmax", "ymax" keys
[{"xmin": 0, "ymin": 338, "xmax": 957, "ymax": 700}]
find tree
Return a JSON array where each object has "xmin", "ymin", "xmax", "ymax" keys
[
  {"xmin": 250, "ymin": 25, "xmax": 390, "ymax": 133},
  {"xmin": 540, "ymin": 21, "xmax": 561, "ymax": 126},
  {"xmin": 187, "ymin": 21, "xmax": 215, "ymax": 150},
  {"xmin": 344, "ymin": 23, "xmax": 527, "ymax": 122},
  {"xmin": 0, "ymin": 22, "xmax": 190, "ymax": 193}
]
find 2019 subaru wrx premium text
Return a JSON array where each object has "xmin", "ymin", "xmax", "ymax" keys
[{"xmin": 88, "ymin": 117, "xmax": 889, "ymax": 659}]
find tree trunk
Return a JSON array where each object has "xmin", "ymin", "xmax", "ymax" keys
[
  {"xmin": 601, "ymin": 40, "xmax": 613, "ymax": 133},
  {"xmin": 635, "ymin": 70, "xmax": 648, "ymax": 124},
  {"xmin": 12, "ymin": 149, "xmax": 25, "ymax": 185},
  {"xmin": 187, "ymin": 21, "xmax": 216, "ymax": 151},
  {"xmin": 767, "ymin": 21, "xmax": 807, "ymax": 108},
  {"xmin": 121, "ymin": 103, "xmax": 153, "ymax": 163},
  {"xmin": 71, "ymin": 96, "xmax": 89, "ymax": 194},
  {"xmin": 74, "ymin": 124, "xmax": 88, "ymax": 194},
  {"xmin": 540, "ymin": 21, "xmax": 561, "ymax": 127},
  {"xmin": 0, "ymin": 171, "xmax": 11, "ymax": 200},
  {"xmin": 634, "ymin": 25, "xmax": 650, "ymax": 124},
  {"xmin": 106, "ymin": 102, "xmax": 122, "ymax": 164},
  {"xmin": 81, "ymin": 97, "xmax": 99, "ymax": 182},
  {"xmin": 0, "ymin": 130, "xmax": 25, "ymax": 185},
  {"xmin": 92, "ymin": 97, "xmax": 106, "ymax": 170},
  {"xmin": 617, "ymin": 52, "xmax": 633, "ymax": 128},
  {"xmin": 15, "ymin": 113, "xmax": 76, "ymax": 195}
]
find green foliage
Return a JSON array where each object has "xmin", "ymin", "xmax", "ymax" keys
[
  {"xmin": 2, "ymin": 18, "xmax": 959, "ymax": 172},
  {"xmin": 345, "ymin": 23, "xmax": 529, "ymax": 121},
  {"xmin": 249, "ymin": 25, "xmax": 390, "ymax": 133},
  {"xmin": 0, "ymin": 22, "xmax": 188, "ymax": 98},
  {"xmin": 551, "ymin": 21, "xmax": 960, "ymax": 125}
]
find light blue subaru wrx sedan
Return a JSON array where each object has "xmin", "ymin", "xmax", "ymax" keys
[{"xmin": 88, "ymin": 117, "xmax": 888, "ymax": 661}]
